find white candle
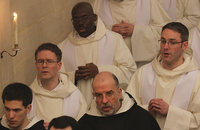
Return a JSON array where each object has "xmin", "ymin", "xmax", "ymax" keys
[{"xmin": 13, "ymin": 13, "xmax": 18, "ymax": 45}]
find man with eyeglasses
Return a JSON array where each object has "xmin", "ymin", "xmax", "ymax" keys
[
  {"xmin": 29, "ymin": 43, "xmax": 87, "ymax": 129},
  {"xmin": 126, "ymin": 22, "xmax": 200, "ymax": 129},
  {"xmin": 78, "ymin": 71, "xmax": 160, "ymax": 130},
  {"xmin": 155, "ymin": 0, "xmax": 200, "ymax": 70},
  {"xmin": 58, "ymin": 2, "xmax": 136, "ymax": 104}
]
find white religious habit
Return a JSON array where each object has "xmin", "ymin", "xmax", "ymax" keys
[
  {"xmin": 156, "ymin": 0, "xmax": 200, "ymax": 30},
  {"xmin": 156, "ymin": 0, "xmax": 200, "ymax": 70},
  {"xmin": 189, "ymin": 21, "xmax": 200, "ymax": 69},
  {"xmin": 58, "ymin": 17, "xmax": 136, "ymax": 104},
  {"xmin": 92, "ymin": 0, "xmax": 171, "ymax": 67},
  {"xmin": 126, "ymin": 48, "xmax": 200, "ymax": 130},
  {"xmin": 29, "ymin": 73, "xmax": 87, "ymax": 122}
]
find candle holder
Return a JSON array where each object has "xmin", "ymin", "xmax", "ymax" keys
[{"xmin": 1, "ymin": 44, "xmax": 21, "ymax": 58}]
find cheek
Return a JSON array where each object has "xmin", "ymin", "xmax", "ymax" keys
[
  {"xmin": 5, "ymin": 111, "xmax": 9, "ymax": 118},
  {"xmin": 18, "ymin": 111, "xmax": 26, "ymax": 120},
  {"xmin": 96, "ymin": 101, "xmax": 102, "ymax": 107},
  {"xmin": 51, "ymin": 66, "xmax": 59, "ymax": 71},
  {"xmin": 36, "ymin": 65, "xmax": 42, "ymax": 71},
  {"xmin": 172, "ymin": 47, "xmax": 181, "ymax": 55},
  {"xmin": 73, "ymin": 23, "xmax": 79, "ymax": 30},
  {"xmin": 112, "ymin": 97, "xmax": 120, "ymax": 106}
]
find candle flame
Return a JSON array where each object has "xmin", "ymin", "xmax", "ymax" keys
[{"xmin": 13, "ymin": 13, "xmax": 17, "ymax": 18}]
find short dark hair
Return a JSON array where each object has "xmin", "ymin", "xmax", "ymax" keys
[
  {"xmin": 35, "ymin": 43, "xmax": 62, "ymax": 62},
  {"xmin": 48, "ymin": 116, "xmax": 80, "ymax": 130},
  {"xmin": 162, "ymin": 22, "xmax": 189, "ymax": 42},
  {"xmin": 72, "ymin": 2, "xmax": 94, "ymax": 16},
  {"xmin": 2, "ymin": 82, "xmax": 32, "ymax": 108}
]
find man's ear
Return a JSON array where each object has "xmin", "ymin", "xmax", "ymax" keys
[
  {"xmin": 57, "ymin": 61, "xmax": 62, "ymax": 71},
  {"xmin": 118, "ymin": 87, "xmax": 122, "ymax": 97},
  {"xmin": 182, "ymin": 41, "xmax": 188, "ymax": 50},
  {"xmin": 92, "ymin": 92, "xmax": 95, "ymax": 97},
  {"xmin": 26, "ymin": 104, "xmax": 32, "ymax": 114},
  {"xmin": 93, "ymin": 14, "xmax": 97, "ymax": 21}
]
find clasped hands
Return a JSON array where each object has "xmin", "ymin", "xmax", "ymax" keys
[
  {"xmin": 75, "ymin": 63, "xmax": 99, "ymax": 80},
  {"xmin": 112, "ymin": 20, "xmax": 134, "ymax": 39},
  {"xmin": 148, "ymin": 98, "xmax": 169, "ymax": 117}
]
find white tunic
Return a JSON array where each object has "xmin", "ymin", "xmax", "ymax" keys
[
  {"xmin": 126, "ymin": 48, "xmax": 200, "ymax": 129},
  {"xmin": 156, "ymin": 0, "xmax": 200, "ymax": 70},
  {"xmin": 29, "ymin": 73, "xmax": 87, "ymax": 122},
  {"xmin": 189, "ymin": 21, "xmax": 200, "ymax": 69},
  {"xmin": 156, "ymin": 0, "xmax": 200, "ymax": 30},
  {"xmin": 58, "ymin": 17, "xmax": 137, "ymax": 104},
  {"xmin": 93, "ymin": 0, "xmax": 171, "ymax": 64}
]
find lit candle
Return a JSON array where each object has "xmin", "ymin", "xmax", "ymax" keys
[{"xmin": 13, "ymin": 13, "xmax": 18, "ymax": 45}]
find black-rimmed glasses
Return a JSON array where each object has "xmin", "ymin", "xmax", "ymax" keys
[
  {"xmin": 71, "ymin": 15, "xmax": 93, "ymax": 23},
  {"xmin": 158, "ymin": 39, "xmax": 183, "ymax": 46},
  {"xmin": 36, "ymin": 59, "xmax": 58, "ymax": 65}
]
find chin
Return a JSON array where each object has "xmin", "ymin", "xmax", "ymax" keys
[
  {"xmin": 79, "ymin": 33, "xmax": 89, "ymax": 38},
  {"xmin": 102, "ymin": 110, "xmax": 115, "ymax": 116},
  {"xmin": 41, "ymin": 76, "xmax": 51, "ymax": 80}
]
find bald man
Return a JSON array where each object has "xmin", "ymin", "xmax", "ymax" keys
[{"xmin": 78, "ymin": 72, "xmax": 160, "ymax": 130}]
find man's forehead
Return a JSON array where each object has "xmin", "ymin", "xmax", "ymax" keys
[
  {"xmin": 72, "ymin": 10, "xmax": 91, "ymax": 18},
  {"xmin": 4, "ymin": 100, "xmax": 24, "ymax": 108},
  {"xmin": 37, "ymin": 50, "xmax": 56, "ymax": 58},
  {"xmin": 93, "ymin": 81, "xmax": 117, "ymax": 94},
  {"xmin": 72, "ymin": 12, "xmax": 90, "ymax": 18},
  {"xmin": 161, "ymin": 28, "xmax": 181, "ymax": 39}
]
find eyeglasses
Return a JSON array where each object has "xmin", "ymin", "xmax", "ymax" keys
[
  {"xmin": 94, "ymin": 89, "xmax": 118, "ymax": 102},
  {"xmin": 158, "ymin": 39, "xmax": 183, "ymax": 46},
  {"xmin": 36, "ymin": 59, "xmax": 58, "ymax": 66},
  {"xmin": 71, "ymin": 15, "xmax": 93, "ymax": 23}
]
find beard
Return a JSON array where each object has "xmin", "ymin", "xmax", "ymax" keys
[
  {"xmin": 98, "ymin": 103, "xmax": 115, "ymax": 116},
  {"xmin": 97, "ymin": 99, "xmax": 121, "ymax": 116}
]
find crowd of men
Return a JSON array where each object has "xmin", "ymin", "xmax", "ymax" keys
[{"xmin": 1, "ymin": 0, "xmax": 200, "ymax": 130}]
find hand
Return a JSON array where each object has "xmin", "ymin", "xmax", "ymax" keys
[
  {"xmin": 148, "ymin": 99, "xmax": 158, "ymax": 117},
  {"xmin": 157, "ymin": 98, "xmax": 169, "ymax": 115},
  {"xmin": 148, "ymin": 98, "xmax": 169, "ymax": 116},
  {"xmin": 43, "ymin": 122, "xmax": 49, "ymax": 130},
  {"xmin": 112, "ymin": 20, "xmax": 134, "ymax": 38},
  {"xmin": 119, "ymin": 20, "xmax": 134, "ymax": 38},
  {"xmin": 75, "ymin": 63, "xmax": 99, "ymax": 80},
  {"xmin": 112, "ymin": 24, "xmax": 121, "ymax": 34},
  {"xmin": 75, "ymin": 66, "xmax": 90, "ymax": 80}
]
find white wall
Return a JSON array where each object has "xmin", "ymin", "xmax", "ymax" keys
[{"xmin": 0, "ymin": 0, "xmax": 93, "ymax": 118}]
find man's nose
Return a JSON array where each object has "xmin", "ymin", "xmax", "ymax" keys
[
  {"xmin": 77, "ymin": 19, "xmax": 84, "ymax": 25},
  {"xmin": 9, "ymin": 111, "xmax": 15, "ymax": 119},
  {"xmin": 164, "ymin": 42, "xmax": 170, "ymax": 49},
  {"xmin": 42, "ymin": 61, "xmax": 48, "ymax": 67},
  {"xmin": 102, "ymin": 95, "xmax": 108, "ymax": 103}
]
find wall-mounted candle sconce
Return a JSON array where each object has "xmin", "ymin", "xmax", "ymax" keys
[
  {"xmin": 1, "ymin": 12, "xmax": 20, "ymax": 58},
  {"xmin": 1, "ymin": 44, "xmax": 21, "ymax": 58}
]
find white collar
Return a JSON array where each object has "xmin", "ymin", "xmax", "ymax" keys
[{"xmin": 39, "ymin": 76, "xmax": 62, "ymax": 91}]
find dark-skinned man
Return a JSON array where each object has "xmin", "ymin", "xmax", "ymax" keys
[{"xmin": 58, "ymin": 2, "xmax": 136, "ymax": 104}]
